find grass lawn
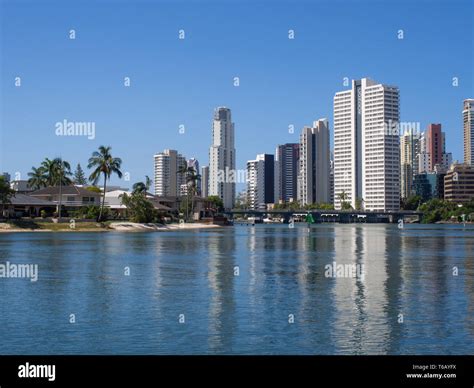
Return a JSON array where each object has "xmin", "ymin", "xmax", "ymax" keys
[{"xmin": 3, "ymin": 219, "xmax": 109, "ymax": 231}]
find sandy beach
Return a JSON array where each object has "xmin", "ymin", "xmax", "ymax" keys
[{"xmin": 0, "ymin": 222, "xmax": 222, "ymax": 232}]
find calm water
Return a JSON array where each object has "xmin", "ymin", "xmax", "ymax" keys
[{"xmin": 0, "ymin": 224, "xmax": 473, "ymax": 355}]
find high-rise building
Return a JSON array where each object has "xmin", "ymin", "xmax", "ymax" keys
[
  {"xmin": 209, "ymin": 107, "xmax": 236, "ymax": 210},
  {"xmin": 187, "ymin": 158, "xmax": 201, "ymax": 196},
  {"xmin": 333, "ymin": 78, "xmax": 400, "ymax": 211},
  {"xmin": 413, "ymin": 171, "xmax": 445, "ymax": 202},
  {"xmin": 444, "ymin": 164, "xmax": 474, "ymax": 203},
  {"xmin": 418, "ymin": 124, "xmax": 452, "ymax": 173},
  {"xmin": 463, "ymin": 99, "xmax": 474, "ymax": 165},
  {"xmin": 153, "ymin": 149, "xmax": 186, "ymax": 197},
  {"xmin": 201, "ymin": 166, "xmax": 209, "ymax": 198},
  {"xmin": 246, "ymin": 154, "xmax": 275, "ymax": 210},
  {"xmin": 400, "ymin": 130, "xmax": 421, "ymax": 199},
  {"xmin": 426, "ymin": 124, "xmax": 443, "ymax": 171},
  {"xmin": 297, "ymin": 119, "xmax": 330, "ymax": 205},
  {"xmin": 275, "ymin": 143, "xmax": 299, "ymax": 203},
  {"xmin": 418, "ymin": 132, "xmax": 429, "ymax": 173}
]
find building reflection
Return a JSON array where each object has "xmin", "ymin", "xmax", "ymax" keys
[
  {"xmin": 330, "ymin": 225, "xmax": 401, "ymax": 354},
  {"xmin": 207, "ymin": 230, "xmax": 236, "ymax": 353}
]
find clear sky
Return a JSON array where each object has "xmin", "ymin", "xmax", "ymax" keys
[{"xmin": 1, "ymin": 0, "xmax": 473, "ymax": 191}]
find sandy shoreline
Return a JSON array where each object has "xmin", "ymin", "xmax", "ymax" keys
[{"xmin": 0, "ymin": 222, "xmax": 222, "ymax": 233}]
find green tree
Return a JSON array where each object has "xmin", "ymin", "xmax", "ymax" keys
[
  {"xmin": 337, "ymin": 190, "xmax": 352, "ymax": 210},
  {"xmin": 27, "ymin": 158, "xmax": 72, "ymax": 189},
  {"xmin": 27, "ymin": 166, "xmax": 47, "ymax": 190},
  {"xmin": 73, "ymin": 163, "xmax": 88, "ymax": 185},
  {"xmin": 42, "ymin": 157, "xmax": 72, "ymax": 186},
  {"xmin": 401, "ymin": 195, "xmax": 422, "ymax": 211},
  {"xmin": 355, "ymin": 197, "xmax": 364, "ymax": 211},
  {"xmin": 0, "ymin": 176, "xmax": 15, "ymax": 217},
  {"xmin": 88, "ymin": 146, "xmax": 123, "ymax": 221},
  {"xmin": 207, "ymin": 195, "xmax": 224, "ymax": 213},
  {"xmin": 178, "ymin": 162, "xmax": 201, "ymax": 220},
  {"xmin": 132, "ymin": 181, "xmax": 147, "ymax": 194},
  {"xmin": 120, "ymin": 191, "xmax": 155, "ymax": 223}
]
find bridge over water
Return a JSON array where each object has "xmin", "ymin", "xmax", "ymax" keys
[{"xmin": 224, "ymin": 209, "xmax": 423, "ymax": 224}]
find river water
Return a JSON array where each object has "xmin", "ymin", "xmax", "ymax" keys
[{"xmin": 0, "ymin": 224, "xmax": 473, "ymax": 354}]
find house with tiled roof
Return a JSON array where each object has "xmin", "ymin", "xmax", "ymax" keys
[{"xmin": 29, "ymin": 186, "xmax": 101, "ymax": 208}]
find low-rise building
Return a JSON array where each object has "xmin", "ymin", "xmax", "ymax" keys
[
  {"xmin": 444, "ymin": 164, "xmax": 474, "ymax": 203},
  {"xmin": 29, "ymin": 186, "xmax": 101, "ymax": 208}
]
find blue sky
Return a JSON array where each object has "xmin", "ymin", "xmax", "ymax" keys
[{"xmin": 1, "ymin": 0, "xmax": 473, "ymax": 190}]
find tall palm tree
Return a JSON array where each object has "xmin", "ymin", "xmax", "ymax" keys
[
  {"xmin": 177, "ymin": 163, "xmax": 201, "ymax": 220},
  {"xmin": 88, "ymin": 146, "xmax": 123, "ymax": 221},
  {"xmin": 145, "ymin": 175, "xmax": 152, "ymax": 192},
  {"xmin": 337, "ymin": 190, "xmax": 349, "ymax": 210},
  {"xmin": 48, "ymin": 158, "xmax": 72, "ymax": 219},
  {"xmin": 178, "ymin": 162, "xmax": 190, "ymax": 220},
  {"xmin": 186, "ymin": 168, "xmax": 200, "ymax": 218},
  {"xmin": 132, "ymin": 181, "xmax": 147, "ymax": 195},
  {"xmin": 27, "ymin": 167, "xmax": 47, "ymax": 190},
  {"xmin": 27, "ymin": 158, "xmax": 72, "ymax": 190}
]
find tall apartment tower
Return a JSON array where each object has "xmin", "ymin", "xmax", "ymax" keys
[
  {"xmin": 201, "ymin": 166, "xmax": 209, "ymax": 198},
  {"xmin": 246, "ymin": 154, "xmax": 275, "ymax": 210},
  {"xmin": 154, "ymin": 149, "xmax": 186, "ymax": 197},
  {"xmin": 418, "ymin": 124, "xmax": 452, "ymax": 173},
  {"xmin": 426, "ymin": 124, "xmax": 443, "ymax": 171},
  {"xmin": 400, "ymin": 130, "xmax": 421, "ymax": 199},
  {"xmin": 297, "ymin": 119, "xmax": 330, "ymax": 205},
  {"xmin": 464, "ymin": 99, "xmax": 474, "ymax": 165},
  {"xmin": 209, "ymin": 107, "xmax": 236, "ymax": 210},
  {"xmin": 418, "ymin": 132, "xmax": 430, "ymax": 173},
  {"xmin": 333, "ymin": 78, "xmax": 400, "ymax": 211},
  {"xmin": 275, "ymin": 143, "xmax": 299, "ymax": 203}
]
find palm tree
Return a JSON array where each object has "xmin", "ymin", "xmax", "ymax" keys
[
  {"xmin": 132, "ymin": 176, "xmax": 152, "ymax": 195},
  {"xmin": 32, "ymin": 158, "xmax": 72, "ymax": 187},
  {"xmin": 88, "ymin": 146, "xmax": 123, "ymax": 221},
  {"xmin": 178, "ymin": 163, "xmax": 201, "ymax": 220},
  {"xmin": 337, "ymin": 190, "xmax": 349, "ymax": 210},
  {"xmin": 132, "ymin": 181, "xmax": 147, "ymax": 195},
  {"xmin": 145, "ymin": 175, "xmax": 152, "ymax": 192},
  {"xmin": 27, "ymin": 167, "xmax": 47, "ymax": 190},
  {"xmin": 0, "ymin": 176, "xmax": 15, "ymax": 218},
  {"xmin": 51, "ymin": 158, "xmax": 72, "ymax": 219},
  {"xmin": 187, "ymin": 168, "xmax": 200, "ymax": 218},
  {"xmin": 178, "ymin": 162, "xmax": 190, "ymax": 220}
]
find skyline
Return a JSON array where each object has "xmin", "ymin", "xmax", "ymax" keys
[{"xmin": 1, "ymin": 0, "xmax": 473, "ymax": 189}]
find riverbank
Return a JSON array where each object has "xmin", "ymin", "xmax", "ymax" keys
[{"xmin": 0, "ymin": 221, "xmax": 222, "ymax": 232}]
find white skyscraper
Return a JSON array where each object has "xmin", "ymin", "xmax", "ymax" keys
[
  {"xmin": 246, "ymin": 154, "xmax": 275, "ymax": 210},
  {"xmin": 464, "ymin": 99, "xmax": 474, "ymax": 165},
  {"xmin": 297, "ymin": 119, "xmax": 330, "ymax": 205},
  {"xmin": 333, "ymin": 78, "xmax": 400, "ymax": 211},
  {"xmin": 247, "ymin": 159, "xmax": 264, "ymax": 210},
  {"xmin": 209, "ymin": 107, "xmax": 236, "ymax": 210},
  {"xmin": 154, "ymin": 149, "xmax": 186, "ymax": 197}
]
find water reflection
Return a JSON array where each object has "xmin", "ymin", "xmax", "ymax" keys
[
  {"xmin": 207, "ymin": 231, "xmax": 236, "ymax": 353},
  {"xmin": 0, "ymin": 224, "xmax": 473, "ymax": 354}
]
